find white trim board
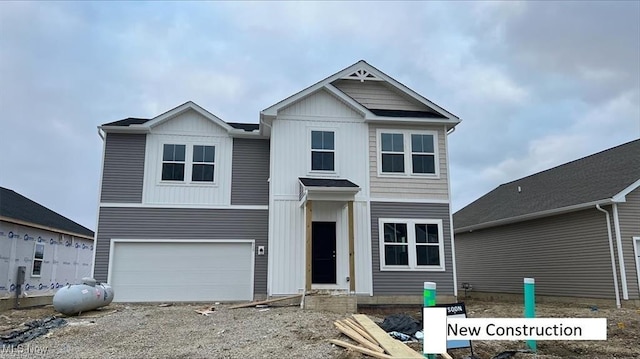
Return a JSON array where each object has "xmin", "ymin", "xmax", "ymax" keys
[
  {"xmin": 99, "ymin": 203, "xmax": 268, "ymax": 210},
  {"xmin": 633, "ymin": 237, "xmax": 640, "ymax": 299}
]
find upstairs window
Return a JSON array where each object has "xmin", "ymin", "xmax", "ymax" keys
[
  {"xmin": 192, "ymin": 145, "xmax": 215, "ymax": 182},
  {"xmin": 162, "ymin": 144, "xmax": 186, "ymax": 181},
  {"xmin": 381, "ymin": 133, "xmax": 405, "ymax": 173},
  {"xmin": 411, "ymin": 134, "xmax": 435, "ymax": 174},
  {"xmin": 32, "ymin": 243, "xmax": 44, "ymax": 276},
  {"xmin": 378, "ymin": 130, "xmax": 438, "ymax": 176},
  {"xmin": 311, "ymin": 131, "xmax": 335, "ymax": 171}
]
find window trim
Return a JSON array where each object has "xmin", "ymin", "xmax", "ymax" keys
[
  {"xmin": 158, "ymin": 142, "xmax": 218, "ymax": 186},
  {"xmin": 378, "ymin": 218, "xmax": 445, "ymax": 272},
  {"xmin": 31, "ymin": 243, "xmax": 45, "ymax": 277},
  {"xmin": 308, "ymin": 127, "xmax": 338, "ymax": 175},
  {"xmin": 376, "ymin": 129, "xmax": 439, "ymax": 178}
]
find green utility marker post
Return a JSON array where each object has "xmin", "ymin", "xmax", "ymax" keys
[
  {"xmin": 424, "ymin": 281, "xmax": 437, "ymax": 359},
  {"xmin": 524, "ymin": 278, "xmax": 537, "ymax": 352}
]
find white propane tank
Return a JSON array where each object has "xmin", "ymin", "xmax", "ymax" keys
[{"xmin": 53, "ymin": 277, "xmax": 114, "ymax": 315}]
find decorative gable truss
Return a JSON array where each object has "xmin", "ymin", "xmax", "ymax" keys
[{"xmin": 342, "ymin": 68, "xmax": 383, "ymax": 82}]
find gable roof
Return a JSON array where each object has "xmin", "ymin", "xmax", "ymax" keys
[
  {"xmin": 99, "ymin": 102, "xmax": 260, "ymax": 134},
  {"xmin": 260, "ymin": 60, "xmax": 460, "ymax": 128},
  {"xmin": 454, "ymin": 139, "xmax": 640, "ymax": 232},
  {"xmin": 0, "ymin": 187, "xmax": 94, "ymax": 238}
]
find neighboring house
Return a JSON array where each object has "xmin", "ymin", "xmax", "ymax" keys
[
  {"xmin": 454, "ymin": 139, "xmax": 640, "ymax": 307},
  {"xmin": 94, "ymin": 60, "xmax": 461, "ymax": 304},
  {"xmin": 0, "ymin": 187, "xmax": 94, "ymax": 298}
]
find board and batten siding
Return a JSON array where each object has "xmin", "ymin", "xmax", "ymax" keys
[
  {"xmin": 101, "ymin": 133, "xmax": 146, "ymax": 203},
  {"xmin": 271, "ymin": 89, "xmax": 368, "ymax": 199},
  {"xmin": 279, "ymin": 89, "xmax": 363, "ymax": 119},
  {"xmin": 231, "ymin": 138, "xmax": 270, "ymax": 206},
  {"xmin": 618, "ymin": 187, "xmax": 640, "ymax": 299},
  {"xmin": 268, "ymin": 200, "xmax": 372, "ymax": 295},
  {"xmin": 370, "ymin": 202, "xmax": 454, "ymax": 295},
  {"xmin": 94, "ymin": 207, "xmax": 268, "ymax": 296},
  {"xmin": 369, "ymin": 124, "xmax": 449, "ymax": 201},
  {"xmin": 332, "ymin": 79, "xmax": 427, "ymax": 112},
  {"xmin": 141, "ymin": 110, "xmax": 233, "ymax": 205},
  {"xmin": 455, "ymin": 207, "xmax": 618, "ymax": 299}
]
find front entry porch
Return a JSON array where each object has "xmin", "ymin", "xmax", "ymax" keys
[{"xmin": 299, "ymin": 177, "xmax": 360, "ymax": 294}]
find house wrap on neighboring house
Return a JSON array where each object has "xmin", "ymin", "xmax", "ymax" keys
[
  {"xmin": 94, "ymin": 60, "xmax": 461, "ymax": 304},
  {"xmin": 454, "ymin": 139, "xmax": 640, "ymax": 307},
  {"xmin": 0, "ymin": 187, "xmax": 94, "ymax": 299}
]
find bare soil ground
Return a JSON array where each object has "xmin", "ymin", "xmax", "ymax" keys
[{"xmin": 0, "ymin": 298, "xmax": 638, "ymax": 359}]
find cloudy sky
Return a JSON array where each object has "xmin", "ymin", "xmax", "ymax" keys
[{"xmin": 1, "ymin": 1, "xmax": 638, "ymax": 230}]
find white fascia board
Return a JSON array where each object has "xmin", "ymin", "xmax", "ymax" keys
[
  {"xmin": 229, "ymin": 130, "xmax": 267, "ymax": 139},
  {"xmin": 260, "ymin": 60, "xmax": 369, "ymax": 117},
  {"xmin": 364, "ymin": 116, "xmax": 461, "ymax": 128},
  {"xmin": 323, "ymin": 84, "xmax": 371, "ymax": 117},
  {"xmin": 143, "ymin": 101, "xmax": 234, "ymax": 132},
  {"xmin": 98, "ymin": 125, "xmax": 150, "ymax": 134},
  {"xmin": 611, "ymin": 178, "xmax": 640, "ymax": 203},
  {"xmin": 455, "ymin": 199, "xmax": 614, "ymax": 234}
]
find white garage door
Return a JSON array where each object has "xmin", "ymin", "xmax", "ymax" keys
[{"xmin": 110, "ymin": 240, "xmax": 254, "ymax": 302}]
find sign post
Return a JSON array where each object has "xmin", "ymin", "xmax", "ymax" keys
[
  {"xmin": 524, "ymin": 277, "xmax": 536, "ymax": 352},
  {"xmin": 423, "ymin": 282, "xmax": 437, "ymax": 359}
]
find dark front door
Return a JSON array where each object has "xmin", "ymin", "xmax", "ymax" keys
[{"xmin": 312, "ymin": 221, "xmax": 337, "ymax": 284}]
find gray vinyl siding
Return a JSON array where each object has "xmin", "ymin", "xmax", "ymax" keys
[
  {"xmin": 95, "ymin": 207, "xmax": 268, "ymax": 296},
  {"xmin": 231, "ymin": 138, "xmax": 270, "ymax": 205},
  {"xmin": 618, "ymin": 187, "xmax": 640, "ymax": 299},
  {"xmin": 100, "ymin": 133, "xmax": 146, "ymax": 203},
  {"xmin": 370, "ymin": 202, "xmax": 455, "ymax": 295},
  {"xmin": 455, "ymin": 207, "xmax": 617, "ymax": 299}
]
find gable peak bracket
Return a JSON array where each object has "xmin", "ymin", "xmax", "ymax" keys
[{"xmin": 341, "ymin": 68, "xmax": 383, "ymax": 82}]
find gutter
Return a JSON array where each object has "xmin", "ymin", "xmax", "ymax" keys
[
  {"xmin": 595, "ymin": 204, "xmax": 621, "ymax": 308},
  {"xmin": 612, "ymin": 204, "xmax": 629, "ymax": 300}
]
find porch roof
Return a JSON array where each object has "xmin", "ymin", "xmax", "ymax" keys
[{"xmin": 298, "ymin": 177, "xmax": 361, "ymax": 203}]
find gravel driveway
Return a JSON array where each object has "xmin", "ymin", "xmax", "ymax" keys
[{"xmin": 9, "ymin": 303, "xmax": 350, "ymax": 359}]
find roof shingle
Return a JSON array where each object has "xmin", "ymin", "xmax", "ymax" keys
[
  {"xmin": 453, "ymin": 139, "xmax": 640, "ymax": 230},
  {"xmin": 0, "ymin": 187, "xmax": 94, "ymax": 237}
]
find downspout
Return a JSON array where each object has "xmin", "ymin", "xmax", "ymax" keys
[
  {"xmin": 612, "ymin": 203, "xmax": 629, "ymax": 300},
  {"xmin": 596, "ymin": 204, "xmax": 621, "ymax": 308},
  {"xmin": 446, "ymin": 125, "xmax": 457, "ymax": 297}
]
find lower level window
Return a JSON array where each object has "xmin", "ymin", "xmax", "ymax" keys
[
  {"xmin": 379, "ymin": 218, "xmax": 444, "ymax": 270},
  {"xmin": 32, "ymin": 243, "xmax": 44, "ymax": 276}
]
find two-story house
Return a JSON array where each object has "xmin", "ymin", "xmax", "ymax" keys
[{"xmin": 93, "ymin": 61, "xmax": 461, "ymax": 305}]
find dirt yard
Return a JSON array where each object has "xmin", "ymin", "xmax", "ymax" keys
[{"xmin": 0, "ymin": 299, "xmax": 638, "ymax": 358}]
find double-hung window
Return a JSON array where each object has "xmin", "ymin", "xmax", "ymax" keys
[
  {"xmin": 379, "ymin": 130, "xmax": 438, "ymax": 176},
  {"xmin": 381, "ymin": 133, "xmax": 405, "ymax": 173},
  {"xmin": 411, "ymin": 134, "xmax": 436, "ymax": 174},
  {"xmin": 379, "ymin": 218, "xmax": 444, "ymax": 271},
  {"xmin": 162, "ymin": 144, "xmax": 186, "ymax": 181},
  {"xmin": 311, "ymin": 130, "xmax": 335, "ymax": 171},
  {"xmin": 32, "ymin": 243, "xmax": 44, "ymax": 276},
  {"xmin": 161, "ymin": 144, "xmax": 216, "ymax": 183},
  {"xmin": 192, "ymin": 145, "xmax": 215, "ymax": 182}
]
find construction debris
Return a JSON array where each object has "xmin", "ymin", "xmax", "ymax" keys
[
  {"xmin": 0, "ymin": 316, "xmax": 67, "ymax": 348},
  {"xmin": 228, "ymin": 294, "xmax": 303, "ymax": 309},
  {"xmin": 330, "ymin": 314, "xmax": 445, "ymax": 358},
  {"xmin": 195, "ymin": 306, "xmax": 216, "ymax": 316}
]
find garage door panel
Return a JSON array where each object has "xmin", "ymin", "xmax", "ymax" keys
[{"xmin": 110, "ymin": 241, "xmax": 253, "ymax": 302}]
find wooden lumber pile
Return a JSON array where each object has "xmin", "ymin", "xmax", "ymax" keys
[{"xmin": 330, "ymin": 314, "xmax": 452, "ymax": 359}]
